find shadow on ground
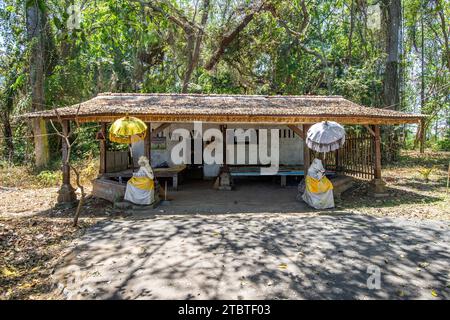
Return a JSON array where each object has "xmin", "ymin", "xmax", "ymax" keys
[
  {"xmin": 341, "ymin": 180, "xmax": 442, "ymax": 209},
  {"xmin": 53, "ymin": 212, "xmax": 450, "ymax": 300},
  {"xmin": 35, "ymin": 178, "xmax": 443, "ymax": 217}
]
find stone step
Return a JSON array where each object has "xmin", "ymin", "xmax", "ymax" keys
[{"xmin": 331, "ymin": 176, "xmax": 355, "ymax": 199}]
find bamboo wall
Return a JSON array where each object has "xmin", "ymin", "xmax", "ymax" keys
[{"xmin": 310, "ymin": 132, "xmax": 375, "ymax": 180}]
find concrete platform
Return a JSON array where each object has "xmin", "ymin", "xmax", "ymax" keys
[{"xmin": 128, "ymin": 179, "xmax": 311, "ymax": 216}]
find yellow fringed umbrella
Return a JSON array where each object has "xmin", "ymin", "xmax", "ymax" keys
[
  {"xmin": 109, "ymin": 116, "xmax": 148, "ymax": 171},
  {"xmin": 109, "ymin": 116, "xmax": 147, "ymax": 144}
]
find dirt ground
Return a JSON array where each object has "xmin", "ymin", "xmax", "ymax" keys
[{"xmin": 0, "ymin": 150, "xmax": 449, "ymax": 299}]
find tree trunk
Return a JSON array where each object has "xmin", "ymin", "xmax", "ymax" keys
[
  {"xmin": 347, "ymin": 0, "xmax": 355, "ymax": 63},
  {"xmin": 436, "ymin": 0, "xmax": 450, "ymax": 71},
  {"xmin": 382, "ymin": 0, "xmax": 400, "ymax": 109},
  {"xmin": 0, "ymin": 107, "xmax": 14, "ymax": 162},
  {"xmin": 420, "ymin": 0, "xmax": 426, "ymax": 153},
  {"xmin": 182, "ymin": 0, "xmax": 210, "ymax": 93},
  {"xmin": 26, "ymin": 1, "xmax": 50, "ymax": 167},
  {"xmin": 381, "ymin": 0, "xmax": 401, "ymax": 162}
]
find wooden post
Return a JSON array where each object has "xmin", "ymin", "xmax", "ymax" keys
[
  {"xmin": 335, "ymin": 149, "xmax": 340, "ymax": 173},
  {"xmin": 374, "ymin": 125, "xmax": 382, "ymax": 179},
  {"xmin": 99, "ymin": 122, "xmax": 107, "ymax": 175},
  {"xmin": 221, "ymin": 124, "xmax": 228, "ymax": 171},
  {"xmin": 57, "ymin": 120, "xmax": 76, "ymax": 204},
  {"xmin": 218, "ymin": 124, "xmax": 232, "ymax": 190},
  {"xmin": 372, "ymin": 125, "xmax": 386, "ymax": 194},
  {"xmin": 302, "ymin": 124, "xmax": 311, "ymax": 174},
  {"xmin": 419, "ymin": 118, "xmax": 425, "ymax": 154},
  {"xmin": 144, "ymin": 122, "xmax": 151, "ymax": 162}
]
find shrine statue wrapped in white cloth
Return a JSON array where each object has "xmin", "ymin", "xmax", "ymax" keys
[
  {"xmin": 124, "ymin": 156, "xmax": 155, "ymax": 205},
  {"xmin": 302, "ymin": 158, "xmax": 335, "ymax": 209}
]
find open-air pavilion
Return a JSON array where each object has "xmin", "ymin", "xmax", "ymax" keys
[{"xmin": 22, "ymin": 93, "xmax": 425, "ymax": 206}]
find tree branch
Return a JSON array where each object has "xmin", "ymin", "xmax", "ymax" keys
[
  {"xmin": 50, "ymin": 107, "xmax": 84, "ymax": 227},
  {"xmin": 204, "ymin": 1, "xmax": 267, "ymax": 71}
]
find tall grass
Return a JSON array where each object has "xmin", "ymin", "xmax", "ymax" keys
[{"xmin": 0, "ymin": 156, "xmax": 99, "ymax": 189}]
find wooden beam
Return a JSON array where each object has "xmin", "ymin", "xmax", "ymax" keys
[
  {"xmin": 152, "ymin": 123, "xmax": 170, "ymax": 137},
  {"xmin": 373, "ymin": 125, "xmax": 382, "ymax": 179},
  {"xmin": 370, "ymin": 124, "xmax": 387, "ymax": 194},
  {"xmin": 287, "ymin": 125, "xmax": 305, "ymax": 140},
  {"xmin": 302, "ymin": 124, "xmax": 311, "ymax": 173},
  {"xmin": 221, "ymin": 124, "xmax": 228, "ymax": 169},
  {"xmin": 144, "ymin": 122, "xmax": 151, "ymax": 161},
  {"xmin": 41, "ymin": 114, "xmax": 425, "ymax": 126},
  {"xmin": 99, "ymin": 123, "xmax": 107, "ymax": 174},
  {"xmin": 419, "ymin": 118, "xmax": 425, "ymax": 153}
]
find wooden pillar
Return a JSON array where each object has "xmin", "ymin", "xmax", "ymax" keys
[
  {"xmin": 372, "ymin": 125, "xmax": 386, "ymax": 194},
  {"xmin": 373, "ymin": 125, "xmax": 382, "ymax": 179},
  {"xmin": 57, "ymin": 120, "xmax": 76, "ymax": 204},
  {"xmin": 144, "ymin": 122, "xmax": 151, "ymax": 162},
  {"xmin": 419, "ymin": 118, "xmax": 425, "ymax": 154},
  {"xmin": 302, "ymin": 124, "xmax": 311, "ymax": 174},
  {"xmin": 218, "ymin": 124, "xmax": 232, "ymax": 190},
  {"xmin": 221, "ymin": 124, "xmax": 228, "ymax": 171},
  {"xmin": 335, "ymin": 149, "xmax": 340, "ymax": 173},
  {"xmin": 99, "ymin": 122, "xmax": 107, "ymax": 175}
]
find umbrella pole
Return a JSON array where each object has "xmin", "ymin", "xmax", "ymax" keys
[{"xmin": 129, "ymin": 144, "xmax": 134, "ymax": 173}]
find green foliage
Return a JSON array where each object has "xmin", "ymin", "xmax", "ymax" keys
[
  {"xmin": 0, "ymin": 0, "xmax": 449, "ymax": 165},
  {"xmin": 71, "ymin": 124, "xmax": 101, "ymax": 160},
  {"xmin": 35, "ymin": 170, "xmax": 62, "ymax": 187},
  {"xmin": 435, "ymin": 138, "xmax": 450, "ymax": 151}
]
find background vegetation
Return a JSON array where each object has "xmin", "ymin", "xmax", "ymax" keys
[{"xmin": 0, "ymin": 0, "xmax": 448, "ymax": 170}]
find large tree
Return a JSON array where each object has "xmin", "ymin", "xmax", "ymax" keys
[
  {"xmin": 26, "ymin": 0, "xmax": 50, "ymax": 167},
  {"xmin": 382, "ymin": 0, "xmax": 401, "ymax": 110}
]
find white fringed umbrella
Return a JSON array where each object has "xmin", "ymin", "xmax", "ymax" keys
[{"xmin": 306, "ymin": 121, "xmax": 346, "ymax": 153}]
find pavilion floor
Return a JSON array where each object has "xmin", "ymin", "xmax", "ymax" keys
[{"xmin": 129, "ymin": 178, "xmax": 313, "ymax": 216}]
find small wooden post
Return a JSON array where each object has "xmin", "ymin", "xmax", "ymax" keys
[
  {"xmin": 302, "ymin": 124, "xmax": 311, "ymax": 174},
  {"xmin": 372, "ymin": 125, "xmax": 386, "ymax": 194},
  {"xmin": 446, "ymin": 161, "xmax": 449, "ymax": 194},
  {"xmin": 57, "ymin": 120, "xmax": 76, "ymax": 204},
  {"xmin": 99, "ymin": 122, "xmax": 107, "ymax": 175}
]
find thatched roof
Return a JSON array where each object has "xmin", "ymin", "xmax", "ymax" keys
[{"xmin": 21, "ymin": 93, "xmax": 424, "ymax": 124}]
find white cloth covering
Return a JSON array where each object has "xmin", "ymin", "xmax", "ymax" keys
[
  {"xmin": 124, "ymin": 166, "xmax": 155, "ymax": 205},
  {"xmin": 302, "ymin": 158, "xmax": 335, "ymax": 209}
]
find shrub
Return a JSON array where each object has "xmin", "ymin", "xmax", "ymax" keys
[
  {"xmin": 417, "ymin": 166, "xmax": 435, "ymax": 183},
  {"xmin": 35, "ymin": 170, "xmax": 62, "ymax": 187},
  {"xmin": 436, "ymin": 138, "xmax": 450, "ymax": 151}
]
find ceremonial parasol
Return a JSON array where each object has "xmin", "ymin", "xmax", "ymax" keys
[
  {"xmin": 306, "ymin": 121, "xmax": 345, "ymax": 153},
  {"xmin": 109, "ymin": 115, "xmax": 147, "ymax": 171}
]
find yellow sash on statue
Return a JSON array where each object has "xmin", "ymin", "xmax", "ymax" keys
[
  {"xmin": 128, "ymin": 176, "xmax": 154, "ymax": 190},
  {"xmin": 305, "ymin": 176, "xmax": 333, "ymax": 193}
]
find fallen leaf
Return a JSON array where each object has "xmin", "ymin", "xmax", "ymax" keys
[
  {"xmin": 278, "ymin": 263, "xmax": 288, "ymax": 270},
  {"xmin": 2, "ymin": 266, "xmax": 19, "ymax": 277},
  {"xmin": 18, "ymin": 282, "xmax": 34, "ymax": 289},
  {"xmin": 431, "ymin": 290, "xmax": 438, "ymax": 297}
]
